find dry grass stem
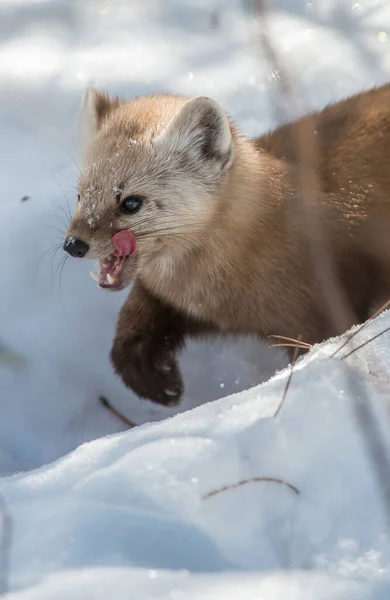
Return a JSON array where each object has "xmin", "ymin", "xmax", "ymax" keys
[
  {"xmin": 273, "ymin": 338, "xmax": 302, "ymax": 418},
  {"xmin": 203, "ymin": 476, "xmax": 300, "ymax": 500},
  {"xmin": 0, "ymin": 493, "xmax": 12, "ymax": 595},
  {"xmin": 332, "ymin": 298, "xmax": 390, "ymax": 359},
  {"xmin": 268, "ymin": 335, "xmax": 312, "ymax": 349},
  {"xmin": 341, "ymin": 325, "xmax": 390, "ymax": 361},
  {"xmin": 269, "ymin": 342, "xmax": 310, "ymax": 350},
  {"xmin": 251, "ymin": 0, "xmax": 390, "ymax": 529},
  {"xmin": 253, "ymin": 0, "xmax": 355, "ymax": 337},
  {"xmin": 99, "ymin": 396, "xmax": 137, "ymax": 428}
]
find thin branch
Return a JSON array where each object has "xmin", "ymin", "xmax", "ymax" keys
[
  {"xmin": 269, "ymin": 342, "xmax": 311, "ymax": 350},
  {"xmin": 273, "ymin": 338, "xmax": 301, "ymax": 418},
  {"xmin": 203, "ymin": 476, "xmax": 300, "ymax": 500},
  {"xmin": 332, "ymin": 297, "xmax": 390, "ymax": 359},
  {"xmin": 341, "ymin": 326, "xmax": 390, "ymax": 361},
  {"xmin": 268, "ymin": 335, "xmax": 312, "ymax": 349},
  {"xmin": 0, "ymin": 341, "xmax": 27, "ymax": 373},
  {"xmin": 0, "ymin": 493, "xmax": 12, "ymax": 595},
  {"xmin": 346, "ymin": 376, "xmax": 390, "ymax": 531},
  {"xmin": 253, "ymin": 0, "xmax": 355, "ymax": 337},
  {"xmin": 251, "ymin": 0, "xmax": 390, "ymax": 531},
  {"xmin": 99, "ymin": 396, "xmax": 137, "ymax": 428}
]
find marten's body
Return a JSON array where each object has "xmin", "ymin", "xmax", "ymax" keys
[{"xmin": 64, "ymin": 84, "xmax": 390, "ymax": 405}]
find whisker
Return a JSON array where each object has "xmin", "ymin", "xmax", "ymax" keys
[
  {"xmin": 41, "ymin": 224, "xmax": 67, "ymax": 237},
  {"xmin": 128, "ymin": 214, "xmax": 212, "ymax": 230},
  {"xmin": 63, "ymin": 191, "xmax": 74, "ymax": 223},
  {"xmin": 68, "ymin": 176, "xmax": 79, "ymax": 186},
  {"xmin": 140, "ymin": 231, "xmax": 201, "ymax": 248},
  {"xmin": 45, "ymin": 211, "xmax": 71, "ymax": 234},
  {"xmin": 53, "ymin": 253, "xmax": 67, "ymax": 286},
  {"xmin": 46, "ymin": 211, "xmax": 69, "ymax": 228},
  {"xmin": 54, "ymin": 203, "xmax": 72, "ymax": 227},
  {"xmin": 35, "ymin": 243, "xmax": 63, "ymax": 277},
  {"xmin": 51, "ymin": 172, "xmax": 73, "ymax": 224},
  {"xmin": 57, "ymin": 204, "xmax": 72, "ymax": 227},
  {"xmin": 51, "ymin": 247, "xmax": 64, "ymax": 281},
  {"xmin": 58, "ymin": 254, "xmax": 70, "ymax": 304},
  {"xmin": 135, "ymin": 223, "xmax": 205, "ymax": 238},
  {"xmin": 58, "ymin": 143, "xmax": 82, "ymax": 176}
]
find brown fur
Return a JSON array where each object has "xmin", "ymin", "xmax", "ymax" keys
[{"xmin": 66, "ymin": 84, "xmax": 390, "ymax": 405}]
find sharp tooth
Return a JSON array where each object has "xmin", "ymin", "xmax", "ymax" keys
[
  {"xmin": 90, "ymin": 271, "xmax": 100, "ymax": 282},
  {"xmin": 107, "ymin": 274, "xmax": 115, "ymax": 285}
]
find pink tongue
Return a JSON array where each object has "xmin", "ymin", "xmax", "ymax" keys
[{"xmin": 112, "ymin": 230, "xmax": 137, "ymax": 257}]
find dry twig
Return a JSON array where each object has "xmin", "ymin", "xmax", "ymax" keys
[
  {"xmin": 341, "ymin": 325, "xmax": 390, "ymax": 361},
  {"xmin": 251, "ymin": 0, "xmax": 390, "ymax": 527},
  {"xmin": 269, "ymin": 343, "xmax": 307, "ymax": 350},
  {"xmin": 0, "ymin": 493, "xmax": 12, "ymax": 595},
  {"xmin": 273, "ymin": 338, "xmax": 301, "ymax": 418},
  {"xmin": 203, "ymin": 476, "xmax": 300, "ymax": 500},
  {"xmin": 332, "ymin": 298, "xmax": 390, "ymax": 359},
  {"xmin": 99, "ymin": 396, "xmax": 137, "ymax": 428},
  {"xmin": 268, "ymin": 335, "xmax": 312, "ymax": 351},
  {"xmin": 253, "ymin": 0, "xmax": 355, "ymax": 337},
  {"xmin": 0, "ymin": 341, "xmax": 27, "ymax": 373}
]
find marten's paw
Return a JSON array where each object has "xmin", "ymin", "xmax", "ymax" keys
[{"xmin": 110, "ymin": 334, "xmax": 183, "ymax": 406}]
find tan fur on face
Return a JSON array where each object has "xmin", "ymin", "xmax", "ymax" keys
[
  {"xmin": 68, "ymin": 91, "xmax": 235, "ymax": 289},
  {"xmin": 65, "ymin": 83, "xmax": 390, "ymax": 404}
]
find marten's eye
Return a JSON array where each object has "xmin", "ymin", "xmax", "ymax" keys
[
  {"xmin": 121, "ymin": 195, "xmax": 144, "ymax": 214},
  {"xmin": 77, "ymin": 194, "xmax": 80, "ymax": 202}
]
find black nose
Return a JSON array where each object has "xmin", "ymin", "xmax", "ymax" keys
[{"xmin": 63, "ymin": 237, "xmax": 89, "ymax": 258}]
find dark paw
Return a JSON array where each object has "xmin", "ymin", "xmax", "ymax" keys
[{"xmin": 110, "ymin": 337, "xmax": 183, "ymax": 406}]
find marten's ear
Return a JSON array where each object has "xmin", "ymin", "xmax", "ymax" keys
[
  {"xmin": 155, "ymin": 97, "xmax": 234, "ymax": 172},
  {"xmin": 81, "ymin": 87, "xmax": 118, "ymax": 141}
]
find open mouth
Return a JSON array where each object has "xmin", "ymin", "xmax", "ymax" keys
[
  {"xmin": 90, "ymin": 254, "xmax": 129, "ymax": 289},
  {"xmin": 90, "ymin": 230, "xmax": 137, "ymax": 290}
]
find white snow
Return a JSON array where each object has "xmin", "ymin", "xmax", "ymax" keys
[{"xmin": 1, "ymin": 0, "xmax": 390, "ymax": 598}]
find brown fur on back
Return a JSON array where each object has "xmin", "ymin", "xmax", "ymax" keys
[{"xmin": 256, "ymin": 84, "xmax": 390, "ymax": 325}]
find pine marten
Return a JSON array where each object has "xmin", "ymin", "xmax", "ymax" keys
[{"xmin": 64, "ymin": 84, "xmax": 390, "ymax": 404}]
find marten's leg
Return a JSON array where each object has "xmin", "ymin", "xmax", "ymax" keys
[{"xmin": 110, "ymin": 279, "xmax": 219, "ymax": 405}]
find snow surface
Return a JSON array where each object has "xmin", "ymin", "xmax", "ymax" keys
[{"xmin": 1, "ymin": 0, "xmax": 390, "ymax": 597}]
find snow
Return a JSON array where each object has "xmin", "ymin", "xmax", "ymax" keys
[
  {"xmin": 4, "ymin": 314, "xmax": 390, "ymax": 598},
  {"xmin": 1, "ymin": 0, "xmax": 390, "ymax": 598}
]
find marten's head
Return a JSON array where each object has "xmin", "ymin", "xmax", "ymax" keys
[{"xmin": 64, "ymin": 88, "xmax": 235, "ymax": 290}]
